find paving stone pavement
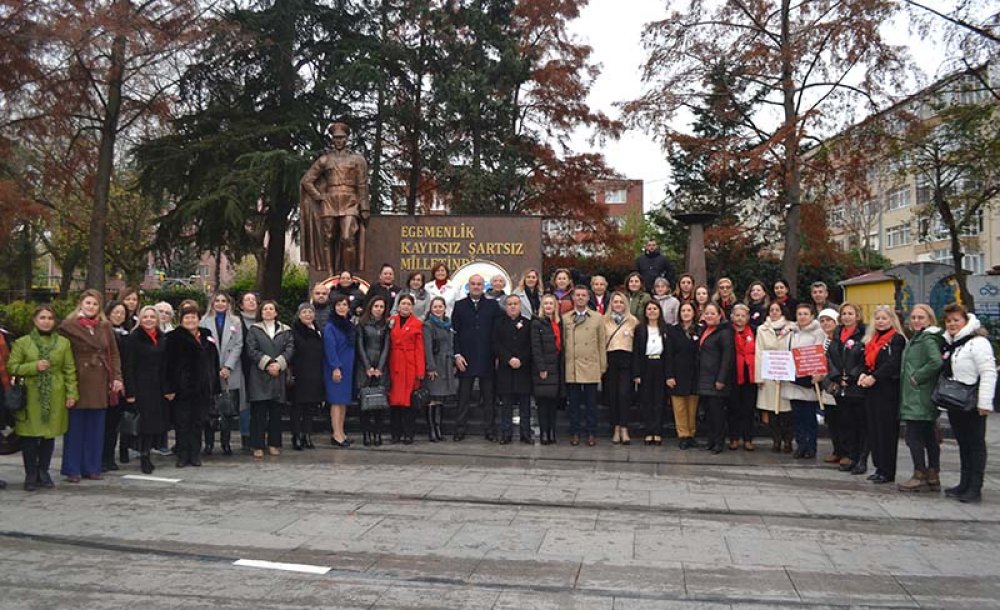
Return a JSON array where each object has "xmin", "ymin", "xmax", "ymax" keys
[{"xmin": 1, "ymin": 418, "xmax": 999, "ymax": 608}]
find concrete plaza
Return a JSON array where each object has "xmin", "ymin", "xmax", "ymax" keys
[{"xmin": 1, "ymin": 420, "xmax": 999, "ymax": 609}]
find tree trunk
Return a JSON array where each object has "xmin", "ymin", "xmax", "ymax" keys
[
  {"xmin": 779, "ymin": 0, "xmax": 801, "ymax": 295},
  {"xmin": 86, "ymin": 24, "xmax": 127, "ymax": 295},
  {"xmin": 937, "ymin": 191, "xmax": 974, "ymax": 309},
  {"xmin": 261, "ymin": 195, "xmax": 287, "ymax": 300},
  {"xmin": 20, "ymin": 223, "xmax": 33, "ymax": 299},
  {"xmin": 406, "ymin": 39, "xmax": 424, "ymax": 216}
]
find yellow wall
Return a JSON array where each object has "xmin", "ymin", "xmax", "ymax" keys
[{"xmin": 843, "ymin": 281, "xmax": 897, "ymax": 324}]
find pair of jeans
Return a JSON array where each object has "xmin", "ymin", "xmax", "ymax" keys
[
  {"xmin": 567, "ymin": 383, "xmax": 598, "ymax": 437},
  {"xmin": 62, "ymin": 409, "xmax": 106, "ymax": 477},
  {"xmin": 791, "ymin": 400, "xmax": 819, "ymax": 454},
  {"xmin": 904, "ymin": 419, "xmax": 940, "ymax": 472}
]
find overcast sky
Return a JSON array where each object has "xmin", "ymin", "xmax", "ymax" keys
[{"xmin": 568, "ymin": 0, "xmax": 954, "ymax": 211}]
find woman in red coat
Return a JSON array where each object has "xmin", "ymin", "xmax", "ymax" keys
[{"xmin": 388, "ymin": 295, "xmax": 426, "ymax": 444}]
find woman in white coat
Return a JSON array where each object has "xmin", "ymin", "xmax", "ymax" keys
[
  {"xmin": 783, "ymin": 303, "xmax": 828, "ymax": 459},
  {"xmin": 755, "ymin": 302, "xmax": 793, "ymax": 452},
  {"xmin": 939, "ymin": 303, "xmax": 996, "ymax": 503},
  {"xmin": 200, "ymin": 292, "xmax": 244, "ymax": 456},
  {"xmin": 425, "ymin": 262, "xmax": 459, "ymax": 317}
]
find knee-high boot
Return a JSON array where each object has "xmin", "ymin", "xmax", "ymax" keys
[
  {"xmin": 426, "ymin": 406, "xmax": 437, "ymax": 442},
  {"xmin": 38, "ymin": 438, "xmax": 55, "ymax": 487},
  {"xmin": 21, "ymin": 437, "xmax": 39, "ymax": 491},
  {"xmin": 433, "ymin": 405, "xmax": 444, "ymax": 442}
]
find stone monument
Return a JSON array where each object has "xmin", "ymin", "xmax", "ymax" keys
[
  {"xmin": 672, "ymin": 211, "xmax": 718, "ymax": 287},
  {"xmin": 299, "ymin": 122, "xmax": 370, "ymax": 275}
]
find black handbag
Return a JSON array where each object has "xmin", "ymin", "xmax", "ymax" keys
[
  {"xmin": 931, "ymin": 375, "xmax": 978, "ymax": 412},
  {"xmin": 120, "ymin": 409, "xmax": 140, "ymax": 436},
  {"xmin": 215, "ymin": 391, "xmax": 237, "ymax": 417},
  {"xmin": 359, "ymin": 385, "xmax": 389, "ymax": 411},
  {"xmin": 410, "ymin": 384, "xmax": 430, "ymax": 410},
  {"xmin": 5, "ymin": 378, "xmax": 26, "ymax": 413}
]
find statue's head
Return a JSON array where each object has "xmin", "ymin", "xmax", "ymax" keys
[{"xmin": 327, "ymin": 122, "xmax": 350, "ymax": 150}]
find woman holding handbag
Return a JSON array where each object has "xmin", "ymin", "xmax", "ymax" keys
[
  {"xmin": 356, "ymin": 296, "xmax": 391, "ymax": 447},
  {"xmin": 289, "ymin": 303, "xmax": 324, "ymax": 450},
  {"xmin": 58, "ymin": 289, "xmax": 123, "ymax": 482},
  {"xmin": 123, "ymin": 306, "xmax": 169, "ymax": 474},
  {"xmin": 531, "ymin": 294, "xmax": 563, "ymax": 445},
  {"xmin": 939, "ymin": 303, "xmax": 996, "ymax": 503},
  {"xmin": 7, "ymin": 304, "xmax": 79, "ymax": 490},
  {"xmin": 199, "ymin": 292, "xmax": 245, "ymax": 456},
  {"xmin": 387, "ymin": 294, "xmax": 425, "ymax": 444},
  {"xmin": 323, "ymin": 295, "xmax": 355, "ymax": 448},
  {"xmin": 423, "ymin": 296, "xmax": 457, "ymax": 442}
]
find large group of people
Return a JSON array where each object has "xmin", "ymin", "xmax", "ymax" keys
[{"xmin": 0, "ymin": 240, "xmax": 994, "ymax": 504}]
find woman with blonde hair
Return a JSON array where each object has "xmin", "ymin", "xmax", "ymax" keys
[
  {"xmin": 858, "ymin": 305, "xmax": 907, "ymax": 484},
  {"xmin": 58, "ymin": 289, "xmax": 123, "ymax": 482},
  {"xmin": 898, "ymin": 304, "xmax": 944, "ymax": 492},
  {"xmin": 603, "ymin": 291, "xmax": 638, "ymax": 444},
  {"xmin": 512, "ymin": 268, "xmax": 542, "ymax": 319},
  {"xmin": 826, "ymin": 303, "xmax": 868, "ymax": 474}
]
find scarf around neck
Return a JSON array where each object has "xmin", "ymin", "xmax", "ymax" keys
[
  {"xmin": 30, "ymin": 330, "xmax": 56, "ymax": 422},
  {"xmin": 864, "ymin": 328, "xmax": 897, "ymax": 371}
]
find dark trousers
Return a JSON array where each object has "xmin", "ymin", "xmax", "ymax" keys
[
  {"xmin": 250, "ymin": 400, "xmax": 283, "ymax": 449},
  {"xmin": 904, "ymin": 419, "xmax": 940, "ymax": 471},
  {"xmin": 837, "ymin": 396, "xmax": 867, "ymax": 463},
  {"xmin": 456, "ymin": 375, "xmax": 495, "ymax": 436},
  {"xmin": 536, "ymin": 396, "xmax": 558, "ymax": 437},
  {"xmin": 867, "ymin": 396, "xmax": 900, "ymax": 480},
  {"xmin": 174, "ymin": 402, "xmax": 206, "ymax": 463},
  {"xmin": 290, "ymin": 401, "xmax": 316, "ymax": 437},
  {"xmin": 728, "ymin": 383, "xmax": 757, "ymax": 442},
  {"xmin": 702, "ymin": 396, "xmax": 726, "ymax": 449},
  {"xmin": 605, "ymin": 351, "xmax": 633, "ymax": 427},
  {"xmin": 499, "ymin": 393, "xmax": 532, "ymax": 438},
  {"xmin": 567, "ymin": 383, "xmax": 598, "ymax": 436},
  {"xmin": 791, "ymin": 400, "xmax": 819, "ymax": 454},
  {"xmin": 62, "ymin": 408, "xmax": 105, "ymax": 477},
  {"xmin": 390, "ymin": 407, "xmax": 416, "ymax": 440},
  {"xmin": 137, "ymin": 434, "xmax": 160, "ymax": 456},
  {"xmin": 637, "ymin": 357, "xmax": 666, "ymax": 436},
  {"xmin": 21, "ymin": 436, "xmax": 55, "ymax": 483},
  {"xmin": 768, "ymin": 411, "xmax": 793, "ymax": 444},
  {"xmin": 949, "ymin": 409, "xmax": 987, "ymax": 491},
  {"xmin": 361, "ymin": 408, "xmax": 384, "ymax": 434},
  {"xmin": 102, "ymin": 406, "xmax": 122, "ymax": 467}
]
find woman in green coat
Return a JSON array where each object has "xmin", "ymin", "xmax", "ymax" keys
[
  {"xmin": 898, "ymin": 304, "xmax": 944, "ymax": 493},
  {"xmin": 7, "ymin": 304, "xmax": 79, "ymax": 491}
]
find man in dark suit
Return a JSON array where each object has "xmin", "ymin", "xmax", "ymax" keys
[
  {"xmin": 493, "ymin": 295, "xmax": 534, "ymax": 444},
  {"xmin": 452, "ymin": 274, "xmax": 503, "ymax": 441}
]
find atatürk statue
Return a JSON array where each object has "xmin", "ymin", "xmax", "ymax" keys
[{"xmin": 300, "ymin": 122, "xmax": 370, "ymax": 273}]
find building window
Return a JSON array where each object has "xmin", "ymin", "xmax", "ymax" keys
[
  {"xmin": 885, "ymin": 223, "xmax": 912, "ymax": 248},
  {"xmin": 919, "ymin": 208, "xmax": 984, "ymax": 241},
  {"xmin": 868, "ymin": 231, "xmax": 881, "ymax": 252},
  {"xmin": 827, "ymin": 205, "xmax": 844, "ymax": 225},
  {"xmin": 932, "ymin": 248, "xmax": 985, "ymax": 275},
  {"xmin": 886, "ymin": 186, "xmax": 911, "ymax": 211},
  {"xmin": 604, "ymin": 188, "xmax": 627, "ymax": 204},
  {"xmin": 916, "ymin": 174, "xmax": 932, "ymax": 205}
]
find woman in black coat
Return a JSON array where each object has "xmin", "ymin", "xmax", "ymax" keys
[
  {"xmin": 633, "ymin": 301, "xmax": 671, "ymax": 445},
  {"xmin": 163, "ymin": 304, "xmax": 220, "ymax": 468},
  {"xmin": 104, "ymin": 300, "xmax": 131, "ymax": 471},
  {"xmin": 290, "ymin": 303, "xmax": 324, "ymax": 451},
  {"xmin": 123, "ymin": 306, "xmax": 169, "ymax": 474},
  {"xmin": 666, "ymin": 302, "xmax": 701, "ymax": 449},
  {"xmin": 531, "ymin": 294, "xmax": 563, "ymax": 445},
  {"xmin": 696, "ymin": 303, "xmax": 734, "ymax": 454},
  {"xmin": 825, "ymin": 304, "xmax": 868, "ymax": 474},
  {"xmin": 858, "ymin": 305, "xmax": 906, "ymax": 484},
  {"xmin": 493, "ymin": 294, "xmax": 534, "ymax": 444},
  {"xmin": 355, "ymin": 296, "xmax": 391, "ymax": 446}
]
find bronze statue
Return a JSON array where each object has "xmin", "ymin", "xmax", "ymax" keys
[{"xmin": 300, "ymin": 122, "xmax": 370, "ymax": 273}]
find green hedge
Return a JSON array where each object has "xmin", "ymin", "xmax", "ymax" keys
[
  {"xmin": 227, "ymin": 266, "xmax": 310, "ymax": 325},
  {"xmin": 0, "ymin": 299, "xmax": 78, "ymax": 337},
  {"xmin": 140, "ymin": 288, "xmax": 209, "ymax": 312}
]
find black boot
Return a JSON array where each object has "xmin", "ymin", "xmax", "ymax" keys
[
  {"xmin": 957, "ymin": 473, "xmax": 983, "ymax": 503},
  {"xmin": 945, "ymin": 469, "xmax": 970, "ymax": 498},
  {"xmin": 188, "ymin": 432, "xmax": 203, "ymax": 467},
  {"xmin": 292, "ymin": 434, "xmax": 303, "ymax": 451},
  {"xmin": 37, "ymin": 439, "xmax": 55, "ymax": 488},
  {"xmin": 220, "ymin": 421, "xmax": 233, "ymax": 455},
  {"xmin": 433, "ymin": 406, "xmax": 444, "ymax": 442},
  {"xmin": 119, "ymin": 440, "xmax": 131, "ymax": 464},
  {"xmin": 426, "ymin": 408, "xmax": 437, "ymax": 442},
  {"xmin": 363, "ymin": 432, "xmax": 371, "ymax": 447},
  {"xmin": 22, "ymin": 438, "xmax": 39, "ymax": 492},
  {"xmin": 175, "ymin": 434, "xmax": 188, "ymax": 468},
  {"xmin": 141, "ymin": 454, "xmax": 155, "ymax": 474},
  {"xmin": 203, "ymin": 427, "xmax": 215, "ymax": 455},
  {"xmin": 374, "ymin": 432, "xmax": 383, "ymax": 447}
]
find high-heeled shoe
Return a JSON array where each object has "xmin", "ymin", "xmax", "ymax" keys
[
  {"xmin": 653, "ymin": 436, "xmax": 662, "ymax": 446},
  {"xmin": 140, "ymin": 455, "xmax": 154, "ymax": 474},
  {"xmin": 612, "ymin": 426, "xmax": 621, "ymax": 444},
  {"xmin": 620, "ymin": 429, "xmax": 631, "ymax": 445},
  {"xmin": 644, "ymin": 436, "xmax": 654, "ymax": 446},
  {"xmin": 221, "ymin": 441, "xmax": 233, "ymax": 456}
]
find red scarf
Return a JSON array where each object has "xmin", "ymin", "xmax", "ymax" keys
[
  {"xmin": 864, "ymin": 328, "xmax": 896, "ymax": 371},
  {"xmin": 79, "ymin": 316, "xmax": 99, "ymax": 329},
  {"xmin": 699, "ymin": 324, "xmax": 717, "ymax": 347},
  {"xmin": 144, "ymin": 327, "xmax": 159, "ymax": 346},
  {"xmin": 435, "ymin": 279, "xmax": 447, "ymax": 289},
  {"xmin": 776, "ymin": 295, "xmax": 788, "ymax": 305},
  {"xmin": 839, "ymin": 325, "xmax": 856, "ymax": 344},
  {"xmin": 733, "ymin": 325, "xmax": 755, "ymax": 384},
  {"xmin": 596, "ymin": 296, "xmax": 605, "ymax": 315},
  {"xmin": 550, "ymin": 318, "xmax": 562, "ymax": 352}
]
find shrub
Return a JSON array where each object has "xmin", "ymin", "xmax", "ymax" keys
[
  {"xmin": 141, "ymin": 288, "xmax": 209, "ymax": 313},
  {"xmin": 0, "ymin": 298, "xmax": 77, "ymax": 337}
]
